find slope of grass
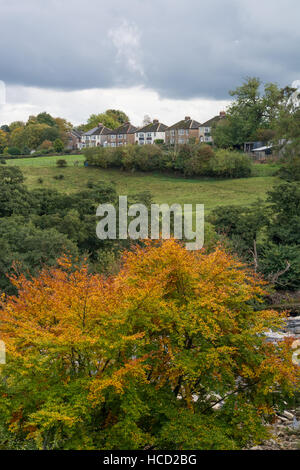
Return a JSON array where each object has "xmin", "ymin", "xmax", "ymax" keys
[
  {"xmin": 6, "ymin": 154, "xmax": 85, "ymax": 167},
  {"xmin": 6, "ymin": 156, "xmax": 278, "ymax": 213}
]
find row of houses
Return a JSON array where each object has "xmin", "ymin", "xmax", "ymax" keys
[{"xmin": 68, "ymin": 112, "xmax": 226, "ymax": 150}]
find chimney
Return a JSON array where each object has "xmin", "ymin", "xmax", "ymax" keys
[
  {"xmin": 219, "ymin": 111, "xmax": 226, "ymax": 117},
  {"xmin": 185, "ymin": 116, "xmax": 191, "ymax": 121},
  {"xmin": 153, "ymin": 119, "xmax": 159, "ymax": 123},
  {"xmin": 98, "ymin": 122, "xmax": 103, "ymax": 127}
]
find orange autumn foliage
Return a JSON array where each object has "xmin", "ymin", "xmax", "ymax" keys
[{"xmin": 0, "ymin": 240, "xmax": 299, "ymax": 449}]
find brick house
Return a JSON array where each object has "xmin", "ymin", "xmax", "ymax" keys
[
  {"xmin": 106, "ymin": 122, "xmax": 138, "ymax": 147},
  {"xmin": 81, "ymin": 123, "xmax": 112, "ymax": 148},
  {"xmin": 135, "ymin": 119, "xmax": 168, "ymax": 145},
  {"xmin": 67, "ymin": 129, "xmax": 83, "ymax": 150},
  {"xmin": 165, "ymin": 117, "xmax": 202, "ymax": 145},
  {"xmin": 199, "ymin": 111, "xmax": 226, "ymax": 143}
]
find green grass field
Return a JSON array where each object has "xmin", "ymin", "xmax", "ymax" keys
[{"xmin": 6, "ymin": 155, "xmax": 279, "ymax": 213}]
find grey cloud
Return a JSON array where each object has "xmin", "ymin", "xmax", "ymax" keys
[{"xmin": 0, "ymin": 0, "xmax": 299, "ymax": 100}]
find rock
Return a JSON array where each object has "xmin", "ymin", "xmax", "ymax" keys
[
  {"xmin": 277, "ymin": 416, "xmax": 289, "ymax": 422},
  {"xmin": 283, "ymin": 410, "xmax": 294, "ymax": 420}
]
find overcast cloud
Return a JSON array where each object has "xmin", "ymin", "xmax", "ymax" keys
[{"xmin": 0, "ymin": 0, "xmax": 299, "ymax": 125}]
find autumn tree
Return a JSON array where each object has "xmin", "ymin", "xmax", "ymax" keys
[
  {"xmin": 0, "ymin": 129, "xmax": 8, "ymax": 153},
  {"xmin": 0, "ymin": 240, "xmax": 298, "ymax": 450}
]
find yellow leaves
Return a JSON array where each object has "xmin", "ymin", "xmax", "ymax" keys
[
  {"xmin": 88, "ymin": 357, "xmax": 148, "ymax": 405},
  {"xmin": 1, "ymin": 238, "xmax": 299, "ymax": 445}
]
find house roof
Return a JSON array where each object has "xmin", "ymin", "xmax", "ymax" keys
[
  {"xmin": 136, "ymin": 121, "xmax": 168, "ymax": 133},
  {"xmin": 71, "ymin": 128, "xmax": 83, "ymax": 137},
  {"xmin": 251, "ymin": 145, "xmax": 272, "ymax": 152},
  {"xmin": 167, "ymin": 118, "xmax": 202, "ymax": 131},
  {"xmin": 109, "ymin": 122, "xmax": 138, "ymax": 135},
  {"xmin": 83, "ymin": 125, "xmax": 112, "ymax": 136},
  {"xmin": 201, "ymin": 114, "xmax": 225, "ymax": 128}
]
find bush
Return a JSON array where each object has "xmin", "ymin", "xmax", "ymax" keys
[
  {"xmin": 83, "ymin": 145, "xmax": 252, "ymax": 179},
  {"xmin": 7, "ymin": 147, "xmax": 21, "ymax": 156},
  {"xmin": 209, "ymin": 150, "xmax": 252, "ymax": 178},
  {"xmin": 182, "ymin": 144, "xmax": 215, "ymax": 176},
  {"xmin": 278, "ymin": 155, "xmax": 300, "ymax": 182},
  {"xmin": 134, "ymin": 145, "xmax": 163, "ymax": 171},
  {"xmin": 39, "ymin": 140, "xmax": 53, "ymax": 151},
  {"xmin": 53, "ymin": 174, "xmax": 65, "ymax": 180},
  {"xmin": 53, "ymin": 138, "xmax": 65, "ymax": 153},
  {"xmin": 259, "ymin": 243, "xmax": 300, "ymax": 290},
  {"xmin": 0, "ymin": 166, "xmax": 25, "ymax": 185},
  {"xmin": 22, "ymin": 146, "xmax": 31, "ymax": 155},
  {"xmin": 0, "ymin": 157, "xmax": 6, "ymax": 165},
  {"xmin": 56, "ymin": 159, "xmax": 67, "ymax": 168}
]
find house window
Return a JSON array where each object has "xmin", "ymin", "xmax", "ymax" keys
[
  {"xmin": 205, "ymin": 127, "xmax": 210, "ymax": 133},
  {"xmin": 110, "ymin": 142, "xmax": 116, "ymax": 147},
  {"xmin": 171, "ymin": 130, "xmax": 175, "ymax": 136},
  {"xmin": 178, "ymin": 138, "xmax": 185, "ymax": 144},
  {"xmin": 111, "ymin": 135, "xmax": 116, "ymax": 140},
  {"xmin": 118, "ymin": 134, "xmax": 123, "ymax": 139},
  {"xmin": 178, "ymin": 129, "xmax": 185, "ymax": 135}
]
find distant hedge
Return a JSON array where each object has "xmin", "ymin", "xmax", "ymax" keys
[{"xmin": 84, "ymin": 144, "xmax": 252, "ymax": 178}]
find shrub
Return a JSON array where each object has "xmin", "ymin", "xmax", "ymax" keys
[
  {"xmin": 56, "ymin": 159, "xmax": 67, "ymax": 168},
  {"xmin": 39, "ymin": 140, "xmax": 53, "ymax": 151},
  {"xmin": 22, "ymin": 146, "xmax": 31, "ymax": 155},
  {"xmin": 259, "ymin": 243, "xmax": 300, "ymax": 290},
  {"xmin": 7, "ymin": 147, "xmax": 21, "ymax": 156},
  {"xmin": 83, "ymin": 145, "xmax": 252, "ymax": 179},
  {"xmin": 120, "ymin": 146, "xmax": 136, "ymax": 171},
  {"xmin": 53, "ymin": 138, "xmax": 65, "ymax": 153},
  {"xmin": 278, "ymin": 155, "xmax": 300, "ymax": 182},
  {"xmin": 0, "ymin": 157, "xmax": 6, "ymax": 165},
  {"xmin": 173, "ymin": 144, "xmax": 193, "ymax": 172},
  {"xmin": 84, "ymin": 147, "xmax": 118, "ymax": 168},
  {"xmin": 183, "ymin": 144, "xmax": 215, "ymax": 176},
  {"xmin": 53, "ymin": 174, "xmax": 65, "ymax": 180},
  {"xmin": 134, "ymin": 144, "xmax": 163, "ymax": 171},
  {"xmin": 209, "ymin": 150, "xmax": 252, "ymax": 178},
  {"xmin": 0, "ymin": 166, "xmax": 25, "ymax": 185}
]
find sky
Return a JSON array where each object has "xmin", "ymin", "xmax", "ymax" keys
[{"xmin": 0, "ymin": 0, "xmax": 299, "ymax": 126}]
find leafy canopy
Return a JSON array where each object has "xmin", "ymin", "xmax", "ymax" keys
[{"xmin": 0, "ymin": 240, "xmax": 298, "ymax": 449}]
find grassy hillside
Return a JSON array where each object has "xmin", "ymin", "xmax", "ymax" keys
[{"xmin": 6, "ymin": 155, "xmax": 279, "ymax": 213}]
